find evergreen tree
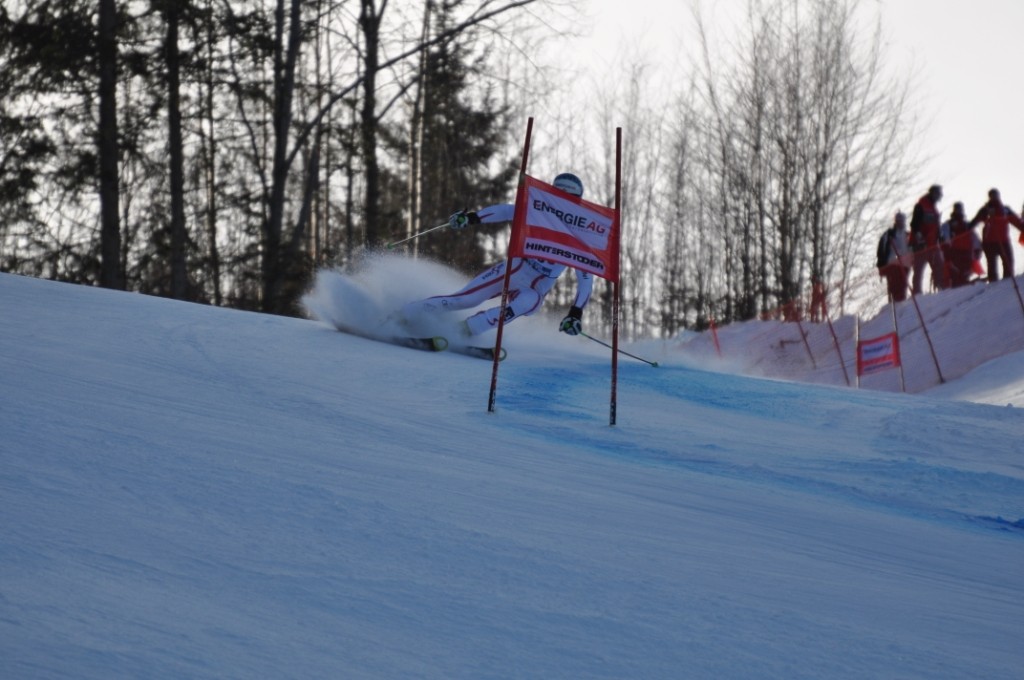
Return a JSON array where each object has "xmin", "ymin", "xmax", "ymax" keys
[
  {"xmin": 0, "ymin": 0, "xmax": 95, "ymax": 278},
  {"xmin": 411, "ymin": 9, "xmax": 516, "ymax": 273}
]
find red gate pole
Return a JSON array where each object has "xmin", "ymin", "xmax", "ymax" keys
[
  {"xmin": 487, "ymin": 118, "xmax": 533, "ymax": 413},
  {"xmin": 854, "ymin": 316, "xmax": 862, "ymax": 389},
  {"xmin": 610, "ymin": 128, "xmax": 622, "ymax": 426},
  {"xmin": 907, "ymin": 290, "xmax": 944, "ymax": 385},
  {"xmin": 825, "ymin": 312, "xmax": 850, "ymax": 387},
  {"xmin": 794, "ymin": 314, "xmax": 817, "ymax": 370},
  {"xmin": 709, "ymin": 317, "xmax": 722, "ymax": 357},
  {"xmin": 1007, "ymin": 270, "xmax": 1024, "ymax": 319},
  {"xmin": 890, "ymin": 294, "xmax": 907, "ymax": 392}
]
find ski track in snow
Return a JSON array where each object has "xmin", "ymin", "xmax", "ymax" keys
[{"xmin": 498, "ymin": 354, "xmax": 1024, "ymax": 541}]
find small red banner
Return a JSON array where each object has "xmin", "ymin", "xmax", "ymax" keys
[{"xmin": 857, "ymin": 332, "xmax": 901, "ymax": 376}]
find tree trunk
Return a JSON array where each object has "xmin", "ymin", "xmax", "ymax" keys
[
  {"xmin": 165, "ymin": 0, "xmax": 188, "ymax": 299},
  {"xmin": 406, "ymin": 1, "xmax": 431, "ymax": 255},
  {"xmin": 201, "ymin": 0, "xmax": 222, "ymax": 305},
  {"xmin": 98, "ymin": 0, "xmax": 123, "ymax": 289},
  {"xmin": 262, "ymin": 0, "xmax": 303, "ymax": 314},
  {"xmin": 359, "ymin": 0, "xmax": 382, "ymax": 247}
]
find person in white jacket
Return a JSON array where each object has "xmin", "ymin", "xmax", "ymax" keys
[
  {"xmin": 877, "ymin": 211, "xmax": 912, "ymax": 302},
  {"xmin": 402, "ymin": 172, "xmax": 593, "ymax": 338}
]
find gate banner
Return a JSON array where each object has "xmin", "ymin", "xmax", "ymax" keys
[
  {"xmin": 508, "ymin": 174, "xmax": 620, "ymax": 282},
  {"xmin": 857, "ymin": 332, "xmax": 901, "ymax": 376}
]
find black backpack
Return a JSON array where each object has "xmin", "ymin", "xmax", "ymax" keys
[{"xmin": 876, "ymin": 230, "xmax": 891, "ymax": 268}]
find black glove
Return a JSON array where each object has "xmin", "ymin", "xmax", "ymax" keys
[
  {"xmin": 559, "ymin": 306, "xmax": 583, "ymax": 336},
  {"xmin": 448, "ymin": 209, "xmax": 480, "ymax": 230}
]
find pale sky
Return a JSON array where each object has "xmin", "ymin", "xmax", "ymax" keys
[
  {"xmin": 881, "ymin": 0, "xmax": 1024, "ymax": 215},
  {"xmin": 575, "ymin": 0, "xmax": 1024, "ymax": 223}
]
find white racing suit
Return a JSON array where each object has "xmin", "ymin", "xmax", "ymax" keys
[{"xmin": 403, "ymin": 203, "xmax": 593, "ymax": 336}]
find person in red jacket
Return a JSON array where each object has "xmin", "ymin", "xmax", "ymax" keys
[
  {"xmin": 941, "ymin": 202, "xmax": 975, "ymax": 287},
  {"xmin": 910, "ymin": 184, "xmax": 948, "ymax": 293},
  {"xmin": 968, "ymin": 188, "xmax": 1024, "ymax": 282}
]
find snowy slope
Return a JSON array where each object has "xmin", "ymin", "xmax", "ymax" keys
[{"xmin": 1, "ymin": 267, "xmax": 1022, "ymax": 680}]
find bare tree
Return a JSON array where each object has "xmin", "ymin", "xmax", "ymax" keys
[
  {"xmin": 236, "ymin": 0, "xmax": 540, "ymax": 312},
  {"xmin": 682, "ymin": 0, "xmax": 921, "ymax": 323}
]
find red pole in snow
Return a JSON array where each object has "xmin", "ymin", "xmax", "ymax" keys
[
  {"xmin": 610, "ymin": 128, "xmax": 622, "ymax": 426},
  {"xmin": 487, "ymin": 118, "xmax": 533, "ymax": 413}
]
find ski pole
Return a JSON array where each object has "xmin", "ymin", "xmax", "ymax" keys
[
  {"xmin": 581, "ymin": 332, "xmax": 659, "ymax": 367},
  {"xmin": 386, "ymin": 222, "xmax": 449, "ymax": 250}
]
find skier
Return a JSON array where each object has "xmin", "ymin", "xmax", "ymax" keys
[{"xmin": 401, "ymin": 172, "xmax": 593, "ymax": 338}]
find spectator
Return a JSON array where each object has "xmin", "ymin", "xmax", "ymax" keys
[
  {"xmin": 972, "ymin": 229, "xmax": 984, "ymax": 278},
  {"xmin": 910, "ymin": 184, "xmax": 948, "ymax": 293},
  {"xmin": 877, "ymin": 211, "xmax": 911, "ymax": 302},
  {"xmin": 939, "ymin": 212, "xmax": 953, "ymax": 282},
  {"xmin": 941, "ymin": 202, "xmax": 975, "ymax": 287},
  {"xmin": 968, "ymin": 188, "xmax": 1024, "ymax": 282}
]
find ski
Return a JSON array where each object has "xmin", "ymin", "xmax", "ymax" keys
[
  {"xmin": 332, "ymin": 322, "xmax": 447, "ymax": 353},
  {"xmin": 392, "ymin": 335, "xmax": 448, "ymax": 352},
  {"xmin": 333, "ymin": 322, "xmax": 502, "ymax": 360},
  {"xmin": 450, "ymin": 344, "xmax": 507, "ymax": 361}
]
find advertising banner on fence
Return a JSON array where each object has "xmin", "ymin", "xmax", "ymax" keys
[
  {"xmin": 508, "ymin": 174, "xmax": 620, "ymax": 282},
  {"xmin": 857, "ymin": 332, "xmax": 901, "ymax": 376}
]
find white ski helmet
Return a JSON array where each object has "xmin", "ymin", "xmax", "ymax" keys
[{"xmin": 552, "ymin": 172, "xmax": 584, "ymax": 197}]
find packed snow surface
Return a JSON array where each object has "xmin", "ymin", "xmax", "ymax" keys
[{"xmin": 2, "ymin": 260, "xmax": 1022, "ymax": 679}]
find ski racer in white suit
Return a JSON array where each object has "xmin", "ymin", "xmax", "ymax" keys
[{"xmin": 402, "ymin": 172, "xmax": 593, "ymax": 338}]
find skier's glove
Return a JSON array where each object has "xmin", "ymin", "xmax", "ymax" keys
[
  {"xmin": 448, "ymin": 210, "xmax": 480, "ymax": 230},
  {"xmin": 559, "ymin": 306, "xmax": 583, "ymax": 336}
]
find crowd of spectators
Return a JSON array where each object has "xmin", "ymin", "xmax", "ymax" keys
[{"xmin": 876, "ymin": 184, "xmax": 1024, "ymax": 302}]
